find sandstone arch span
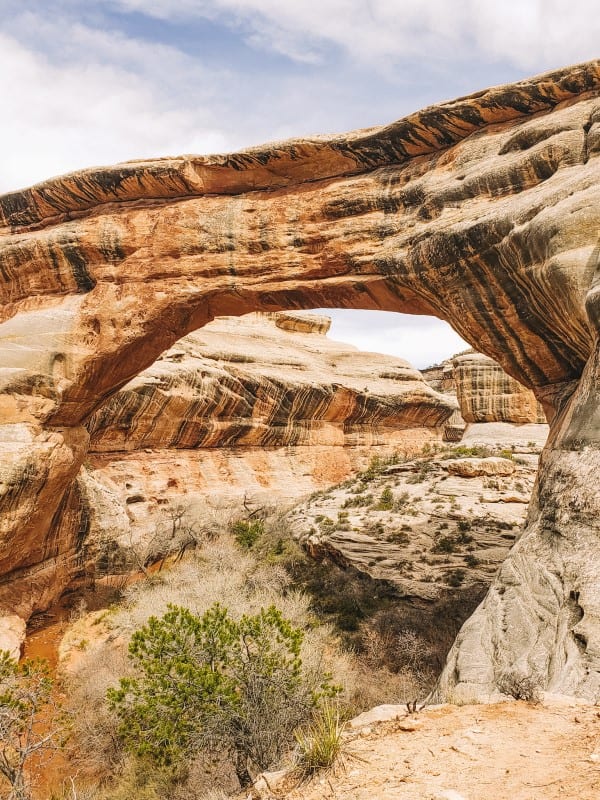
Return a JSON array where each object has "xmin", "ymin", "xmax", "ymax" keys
[{"xmin": 1, "ymin": 60, "xmax": 600, "ymax": 698}]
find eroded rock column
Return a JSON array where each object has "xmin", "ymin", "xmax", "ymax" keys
[{"xmin": 437, "ymin": 252, "xmax": 600, "ymax": 701}]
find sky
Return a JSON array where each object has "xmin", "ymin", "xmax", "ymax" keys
[{"xmin": 1, "ymin": 1, "xmax": 598, "ymax": 368}]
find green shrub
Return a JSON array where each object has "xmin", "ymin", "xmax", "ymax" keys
[
  {"xmin": 361, "ymin": 455, "xmax": 382, "ymax": 482},
  {"xmin": 335, "ymin": 511, "xmax": 351, "ymax": 531},
  {"xmin": 231, "ymin": 519, "xmax": 264, "ymax": 548},
  {"xmin": 394, "ymin": 491, "xmax": 410, "ymax": 509},
  {"xmin": 360, "ymin": 453, "xmax": 400, "ymax": 482},
  {"xmin": 342, "ymin": 493, "xmax": 373, "ymax": 508},
  {"xmin": 367, "ymin": 521, "xmax": 385, "ymax": 537},
  {"xmin": 107, "ymin": 603, "xmax": 337, "ymax": 787},
  {"xmin": 375, "ymin": 487, "xmax": 394, "ymax": 511},
  {"xmin": 447, "ymin": 445, "xmax": 492, "ymax": 458},
  {"xmin": 447, "ymin": 568, "xmax": 466, "ymax": 587},
  {"xmin": 432, "ymin": 536, "xmax": 456, "ymax": 554},
  {"xmin": 387, "ymin": 530, "xmax": 410, "ymax": 545}
]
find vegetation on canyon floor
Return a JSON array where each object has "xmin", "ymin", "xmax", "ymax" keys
[
  {"xmin": 107, "ymin": 601, "xmax": 339, "ymax": 787},
  {"xmin": 1, "ymin": 439, "xmax": 542, "ymax": 799},
  {"xmin": 0, "ymin": 653, "xmax": 60, "ymax": 800},
  {"xmin": 50, "ymin": 530, "xmax": 366, "ymax": 799}
]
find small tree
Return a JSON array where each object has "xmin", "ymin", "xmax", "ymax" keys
[
  {"xmin": 0, "ymin": 652, "xmax": 60, "ymax": 800},
  {"xmin": 376, "ymin": 487, "xmax": 394, "ymax": 511},
  {"xmin": 127, "ymin": 501, "xmax": 204, "ymax": 578},
  {"xmin": 231, "ymin": 519, "xmax": 264, "ymax": 549},
  {"xmin": 108, "ymin": 603, "xmax": 336, "ymax": 787}
]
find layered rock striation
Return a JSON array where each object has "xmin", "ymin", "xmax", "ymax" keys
[
  {"xmin": 453, "ymin": 352, "xmax": 546, "ymax": 424},
  {"xmin": 423, "ymin": 350, "xmax": 548, "ymax": 444},
  {"xmin": 2, "ymin": 61, "xmax": 599, "ymax": 425},
  {"xmin": 423, "ymin": 351, "xmax": 547, "ymax": 426},
  {"xmin": 87, "ymin": 312, "xmax": 453, "ymax": 453},
  {"xmin": 80, "ymin": 312, "xmax": 454, "ymax": 578},
  {"xmin": 1, "ymin": 60, "xmax": 600, "ymax": 697}
]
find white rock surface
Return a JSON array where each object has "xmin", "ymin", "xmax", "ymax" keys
[
  {"xmin": 0, "ymin": 614, "xmax": 26, "ymax": 660},
  {"xmin": 349, "ymin": 704, "xmax": 407, "ymax": 728}
]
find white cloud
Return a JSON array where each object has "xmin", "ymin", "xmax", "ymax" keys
[
  {"xmin": 105, "ymin": 0, "xmax": 600, "ymax": 70},
  {"xmin": 3, "ymin": 1, "xmax": 597, "ymax": 192},
  {"xmin": 317, "ymin": 310, "xmax": 469, "ymax": 369},
  {"xmin": 0, "ymin": 18, "xmax": 235, "ymax": 192}
]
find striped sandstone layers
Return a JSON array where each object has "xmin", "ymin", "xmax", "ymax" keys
[
  {"xmin": 1, "ymin": 61, "xmax": 600, "ymax": 697},
  {"xmin": 423, "ymin": 351, "xmax": 547, "ymax": 424},
  {"xmin": 453, "ymin": 352, "xmax": 547, "ymax": 424},
  {"xmin": 81, "ymin": 312, "xmax": 453, "ymax": 574},
  {"xmin": 87, "ymin": 312, "xmax": 453, "ymax": 453}
]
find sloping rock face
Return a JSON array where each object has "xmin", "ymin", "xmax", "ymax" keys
[
  {"xmin": 1, "ymin": 61, "xmax": 600, "ymax": 697},
  {"xmin": 453, "ymin": 352, "xmax": 547, "ymax": 423},
  {"xmin": 81, "ymin": 312, "xmax": 453, "ymax": 574},
  {"xmin": 87, "ymin": 312, "xmax": 452, "ymax": 452},
  {"xmin": 290, "ymin": 446, "xmax": 537, "ymax": 599}
]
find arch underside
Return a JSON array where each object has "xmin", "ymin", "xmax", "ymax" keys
[{"xmin": 1, "ymin": 60, "xmax": 600, "ymax": 699}]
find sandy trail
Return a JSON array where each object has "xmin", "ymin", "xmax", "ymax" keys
[{"xmin": 279, "ymin": 700, "xmax": 600, "ymax": 800}]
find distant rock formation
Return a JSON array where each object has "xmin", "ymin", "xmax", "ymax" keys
[
  {"xmin": 87, "ymin": 312, "xmax": 454, "ymax": 453},
  {"xmin": 80, "ymin": 312, "xmax": 455, "ymax": 578},
  {"xmin": 423, "ymin": 351, "xmax": 546, "ymax": 426},
  {"xmin": 453, "ymin": 352, "xmax": 546, "ymax": 424}
]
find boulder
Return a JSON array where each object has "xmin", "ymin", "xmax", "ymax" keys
[{"xmin": 444, "ymin": 457, "xmax": 516, "ymax": 478}]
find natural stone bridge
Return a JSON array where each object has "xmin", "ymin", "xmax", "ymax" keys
[{"xmin": 1, "ymin": 60, "xmax": 599, "ymax": 699}]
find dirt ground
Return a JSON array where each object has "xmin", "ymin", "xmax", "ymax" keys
[
  {"xmin": 276, "ymin": 699, "xmax": 600, "ymax": 800},
  {"xmin": 17, "ymin": 608, "xmax": 600, "ymax": 800}
]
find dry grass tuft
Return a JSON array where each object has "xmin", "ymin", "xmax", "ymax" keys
[{"xmin": 294, "ymin": 701, "xmax": 346, "ymax": 776}]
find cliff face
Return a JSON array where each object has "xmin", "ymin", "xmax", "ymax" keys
[
  {"xmin": 453, "ymin": 352, "xmax": 547, "ymax": 424},
  {"xmin": 1, "ymin": 61, "xmax": 600, "ymax": 697},
  {"xmin": 87, "ymin": 312, "xmax": 453, "ymax": 452},
  {"xmin": 423, "ymin": 351, "xmax": 546, "ymax": 425},
  {"xmin": 436, "ymin": 339, "xmax": 600, "ymax": 702},
  {"xmin": 79, "ymin": 312, "xmax": 453, "ymax": 577},
  {"xmin": 422, "ymin": 350, "xmax": 547, "ymax": 446}
]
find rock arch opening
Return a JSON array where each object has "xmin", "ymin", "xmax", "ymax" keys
[{"xmin": 312, "ymin": 308, "xmax": 470, "ymax": 369}]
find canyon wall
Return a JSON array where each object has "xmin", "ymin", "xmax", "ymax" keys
[
  {"xmin": 453, "ymin": 352, "xmax": 546, "ymax": 424},
  {"xmin": 87, "ymin": 311, "xmax": 452, "ymax": 453},
  {"xmin": 81, "ymin": 311, "xmax": 453, "ymax": 578},
  {"xmin": 0, "ymin": 60, "xmax": 599, "ymax": 697}
]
